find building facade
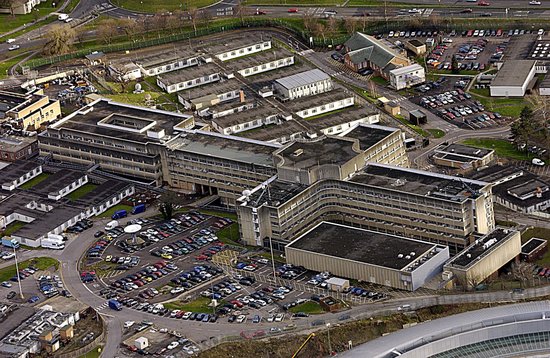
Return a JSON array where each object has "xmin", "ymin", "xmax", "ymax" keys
[
  {"xmin": 274, "ymin": 69, "xmax": 332, "ymax": 100},
  {"xmin": 0, "ymin": 89, "xmax": 61, "ymax": 130},
  {"xmin": 389, "ymin": 64, "xmax": 426, "ymax": 90}
]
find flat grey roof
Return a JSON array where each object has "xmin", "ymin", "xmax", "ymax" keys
[
  {"xmin": 243, "ymin": 178, "xmax": 308, "ymax": 207},
  {"xmin": 222, "ymin": 47, "xmax": 293, "ymax": 71},
  {"xmin": 491, "ymin": 60, "xmax": 536, "ymax": 87},
  {"xmin": 305, "ymin": 106, "xmax": 378, "ymax": 132},
  {"xmin": 166, "ymin": 130, "xmax": 279, "ymax": 167},
  {"xmin": 447, "ymin": 227, "xmax": 517, "ymax": 268},
  {"xmin": 284, "ymin": 88, "xmax": 352, "ymax": 112},
  {"xmin": 33, "ymin": 170, "xmax": 84, "ymax": 196},
  {"xmin": 350, "ymin": 163, "xmax": 488, "ymax": 202},
  {"xmin": 157, "ymin": 63, "xmax": 220, "ymax": 86},
  {"xmin": 275, "ymin": 69, "xmax": 330, "ymax": 90},
  {"xmin": 468, "ymin": 164, "xmax": 521, "ymax": 183},
  {"xmin": 436, "ymin": 143, "xmax": 493, "ymax": 159},
  {"xmin": 522, "ymin": 238, "xmax": 547, "ymax": 255},
  {"xmin": 287, "ymin": 222, "xmax": 436, "ymax": 270},
  {"xmin": 75, "ymin": 180, "xmax": 132, "ymax": 206},
  {"xmin": 49, "ymin": 98, "xmax": 192, "ymax": 144},
  {"xmin": 0, "ymin": 161, "xmax": 41, "ymax": 184},
  {"xmin": 211, "ymin": 103, "xmax": 280, "ymax": 128},
  {"xmin": 0, "ymin": 135, "xmax": 36, "ymax": 153},
  {"xmin": 276, "ymin": 136, "xmax": 360, "ymax": 169},
  {"xmin": 492, "ymin": 171, "xmax": 550, "ymax": 208},
  {"xmin": 237, "ymin": 119, "xmax": 308, "ymax": 142},
  {"xmin": 135, "ymin": 48, "xmax": 198, "ymax": 69},
  {"xmin": 341, "ymin": 124, "xmax": 398, "ymax": 151},
  {"xmin": 177, "ymin": 79, "xmax": 241, "ymax": 101}
]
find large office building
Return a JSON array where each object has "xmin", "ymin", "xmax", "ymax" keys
[
  {"xmin": 238, "ymin": 160, "xmax": 494, "ymax": 254},
  {"xmin": 286, "ymin": 222, "xmax": 449, "ymax": 291}
]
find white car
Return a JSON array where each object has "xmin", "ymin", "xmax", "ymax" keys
[
  {"xmin": 236, "ymin": 315, "xmax": 246, "ymax": 323},
  {"xmin": 530, "ymin": 1, "xmax": 541, "ymax": 5},
  {"xmin": 275, "ymin": 313, "xmax": 284, "ymax": 322},
  {"xmin": 167, "ymin": 341, "xmax": 179, "ymax": 350},
  {"xmin": 6, "ymin": 39, "xmax": 15, "ymax": 43},
  {"xmin": 123, "ymin": 321, "xmax": 135, "ymax": 328},
  {"xmin": 8, "ymin": 45, "xmax": 19, "ymax": 51},
  {"xmin": 182, "ymin": 311, "xmax": 192, "ymax": 319},
  {"xmin": 532, "ymin": 158, "xmax": 546, "ymax": 166},
  {"xmin": 170, "ymin": 287, "xmax": 185, "ymax": 295}
]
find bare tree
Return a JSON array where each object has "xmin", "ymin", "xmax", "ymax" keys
[
  {"xmin": 326, "ymin": 16, "xmax": 338, "ymax": 39},
  {"xmin": 313, "ymin": 22, "xmax": 327, "ymax": 43},
  {"xmin": 302, "ymin": 12, "xmax": 316, "ymax": 33},
  {"xmin": 0, "ymin": 0, "xmax": 17, "ymax": 16},
  {"xmin": 527, "ymin": 93, "xmax": 550, "ymax": 123},
  {"xmin": 98, "ymin": 18, "xmax": 118, "ymax": 44},
  {"xmin": 234, "ymin": 3, "xmax": 247, "ymax": 26},
  {"xmin": 119, "ymin": 18, "xmax": 139, "ymax": 40},
  {"xmin": 188, "ymin": 7, "xmax": 199, "ymax": 35},
  {"xmin": 344, "ymin": 17, "xmax": 358, "ymax": 35},
  {"xmin": 198, "ymin": 9, "xmax": 213, "ymax": 29},
  {"xmin": 360, "ymin": 12, "xmax": 369, "ymax": 32},
  {"xmin": 43, "ymin": 24, "xmax": 76, "ymax": 56},
  {"xmin": 511, "ymin": 262, "xmax": 535, "ymax": 287}
]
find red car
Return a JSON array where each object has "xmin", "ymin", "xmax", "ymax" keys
[
  {"xmin": 478, "ymin": 1, "xmax": 490, "ymax": 5},
  {"xmin": 288, "ymin": 8, "xmax": 298, "ymax": 13}
]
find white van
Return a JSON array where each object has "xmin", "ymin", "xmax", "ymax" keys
[
  {"xmin": 58, "ymin": 13, "xmax": 69, "ymax": 21},
  {"xmin": 41, "ymin": 238, "xmax": 65, "ymax": 250},
  {"xmin": 105, "ymin": 220, "xmax": 119, "ymax": 231}
]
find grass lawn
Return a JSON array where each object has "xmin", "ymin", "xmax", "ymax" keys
[
  {"xmin": 243, "ymin": 0, "xmax": 342, "ymax": 4},
  {"xmin": 164, "ymin": 296, "xmax": 222, "ymax": 313},
  {"xmin": 198, "ymin": 210, "xmax": 237, "ymax": 220},
  {"xmin": 469, "ymin": 93, "xmax": 525, "ymax": 118},
  {"xmin": 1, "ymin": 221, "xmax": 26, "ymax": 237},
  {"xmin": 495, "ymin": 219, "xmax": 518, "ymax": 228},
  {"xmin": 97, "ymin": 204, "xmax": 134, "ymax": 219},
  {"xmin": 0, "ymin": 257, "xmax": 59, "ymax": 282},
  {"xmin": 427, "ymin": 129, "xmax": 445, "ymax": 138},
  {"xmin": 105, "ymin": 92, "xmax": 162, "ymax": 107},
  {"xmin": 0, "ymin": 1, "xmax": 59, "ymax": 37},
  {"xmin": 18, "ymin": 173, "xmax": 50, "ymax": 189},
  {"xmin": 395, "ymin": 115, "xmax": 430, "ymax": 137},
  {"xmin": 461, "ymin": 138, "xmax": 531, "ymax": 161},
  {"xmin": 371, "ymin": 76, "xmax": 389, "ymax": 86},
  {"xmin": 289, "ymin": 301, "xmax": 324, "ymax": 314},
  {"xmin": 216, "ymin": 224, "xmax": 241, "ymax": 247},
  {"xmin": 112, "ymin": 0, "xmax": 217, "ymax": 12},
  {"xmin": 79, "ymin": 347, "xmax": 103, "ymax": 358},
  {"xmin": 67, "ymin": 183, "xmax": 98, "ymax": 201},
  {"xmin": 0, "ymin": 53, "xmax": 29, "ymax": 79}
]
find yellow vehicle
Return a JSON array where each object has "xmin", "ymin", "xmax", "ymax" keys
[
  {"xmin": 161, "ymin": 253, "xmax": 173, "ymax": 259},
  {"xmin": 105, "ymin": 255, "xmax": 112, "ymax": 262}
]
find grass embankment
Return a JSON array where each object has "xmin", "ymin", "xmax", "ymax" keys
[
  {"xmin": 395, "ymin": 115, "xmax": 430, "ymax": 137},
  {"xmin": 468, "ymin": 91, "xmax": 525, "ymax": 118},
  {"xmin": 0, "ymin": 53, "xmax": 29, "ymax": 79},
  {"xmin": 164, "ymin": 296, "xmax": 223, "ymax": 313},
  {"xmin": 113, "ymin": 0, "xmax": 217, "ymax": 12},
  {"xmin": 427, "ymin": 129, "xmax": 445, "ymax": 138},
  {"xmin": 0, "ymin": 257, "xmax": 59, "ymax": 282},
  {"xmin": 199, "ymin": 302, "xmax": 501, "ymax": 358},
  {"xmin": 461, "ymin": 138, "xmax": 531, "ymax": 161},
  {"xmin": 289, "ymin": 301, "xmax": 324, "ymax": 314}
]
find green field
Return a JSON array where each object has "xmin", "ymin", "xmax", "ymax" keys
[
  {"xmin": 469, "ymin": 93, "xmax": 525, "ymax": 118},
  {"xmin": 461, "ymin": 138, "xmax": 531, "ymax": 161},
  {"xmin": 67, "ymin": 183, "xmax": 98, "ymax": 201},
  {"xmin": 112, "ymin": 0, "xmax": 217, "ymax": 12},
  {"xmin": 0, "ymin": 257, "xmax": 59, "ymax": 282},
  {"xmin": 0, "ymin": 53, "xmax": 29, "ymax": 79},
  {"xmin": 164, "ymin": 296, "xmax": 222, "ymax": 313},
  {"xmin": 18, "ymin": 173, "xmax": 50, "ymax": 189},
  {"xmin": 427, "ymin": 129, "xmax": 445, "ymax": 138},
  {"xmin": 0, "ymin": 1, "xmax": 59, "ymax": 36},
  {"xmin": 394, "ymin": 115, "xmax": 430, "ymax": 137},
  {"xmin": 289, "ymin": 301, "xmax": 324, "ymax": 314},
  {"xmin": 243, "ymin": 0, "xmax": 342, "ymax": 4},
  {"xmin": 79, "ymin": 347, "xmax": 103, "ymax": 358},
  {"xmin": 97, "ymin": 204, "xmax": 134, "ymax": 219}
]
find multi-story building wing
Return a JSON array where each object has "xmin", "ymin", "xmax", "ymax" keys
[
  {"xmin": 238, "ymin": 163, "xmax": 494, "ymax": 254},
  {"xmin": 0, "ymin": 89, "xmax": 61, "ymax": 130},
  {"xmin": 38, "ymin": 98, "xmax": 194, "ymax": 186}
]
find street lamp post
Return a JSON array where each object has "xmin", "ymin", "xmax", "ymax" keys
[
  {"xmin": 326, "ymin": 323, "xmax": 332, "ymax": 356},
  {"xmin": 13, "ymin": 244, "xmax": 24, "ymax": 299},
  {"xmin": 268, "ymin": 236, "xmax": 277, "ymax": 284}
]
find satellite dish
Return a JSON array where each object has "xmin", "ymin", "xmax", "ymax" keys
[
  {"xmin": 242, "ymin": 189, "xmax": 252, "ymax": 198},
  {"xmin": 134, "ymin": 83, "xmax": 142, "ymax": 91},
  {"xmin": 144, "ymin": 93, "xmax": 152, "ymax": 101},
  {"xmin": 124, "ymin": 224, "xmax": 142, "ymax": 234}
]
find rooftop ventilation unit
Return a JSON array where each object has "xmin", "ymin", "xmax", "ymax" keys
[{"xmin": 292, "ymin": 149, "xmax": 304, "ymax": 157}]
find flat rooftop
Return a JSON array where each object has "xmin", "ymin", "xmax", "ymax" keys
[
  {"xmin": 0, "ymin": 161, "xmax": 41, "ymax": 184},
  {"xmin": 522, "ymin": 238, "xmax": 547, "ymax": 255},
  {"xmin": 276, "ymin": 136, "xmax": 360, "ymax": 169},
  {"xmin": 49, "ymin": 98, "xmax": 192, "ymax": 143},
  {"xmin": 74, "ymin": 180, "xmax": 132, "ymax": 206},
  {"xmin": 341, "ymin": 124, "xmax": 398, "ymax": 151},
  {"xmin": 493, "ymin": 172, "xmax": 550, "ymax": 208},
  {"xmin": 435, "ymin": 143, "xmax": 493, "ymax": 159},
  {"xmin": 204, "ymin": 32, "xmax": 271, "ymax": 57},
  {"xmin": 177, "ymin": 78, "xmax": 241, "ymax": 101},
  {"xmin": 491, "ymin": 60, "xmax": 536, "ymax": 87},
  {"xmin": 447, "ymin": 228, "xmax": 517, "ymax": 268},
  {"xmin": 237, "ymin": 119, "xmax": 308, "ymax": 143},
  {"xmin": 284, "ymin": 88, "xmax": 352, "ymax": 113},
  {"xmin": 305, "ymin": 106, "xmax": 379, "ymax": 132},
  {"xmin": 242, "ymin": 178, "xmax": 308, "ymax": 207},
  {"xmin": 350, "ymin": 163, "xmax": 487, "ymax": 202},
  {"xmin": 287, "ymin": 222, "xmax": 436, "ymax": 270},
  {"xmin": 211, "ymin": 103, "xmax": 281, "ymax": 128},
  {"xmin": 157, "ymin": 63, "xmax": 220, "ymax": 86},
  {"xmin": 468, "ymin": 164, "xmax": 521, "ymax": 183},
  {"xmin": 222, "ymin": 47, "xmax": 293, "ymax": 71},
  {"xmin": 33, "ymin": 170, "xmax": 84, "ymax": 196},
  {"xmin": 165, "ymin": 130, "xmax": 279, "ymax": 167},
  {"xmin": 275, "ymin": 69, "xmax": 330, "ymax": 90},
  {"xmin": 247, "ymin": 61, "xmax": 313, "ymax": 91},
  {"xmin": 0, "ymin": 90, "xmax": 42, "ymax": 116},
  {"xmin": 0, "ymin": 135, "xmax": 36, "ymax": 153},
  {"xmin": 135, "ymin": 48, "xmax": 199, "ymax": 69}
]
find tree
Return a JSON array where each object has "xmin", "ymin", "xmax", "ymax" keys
[
  {"xmin": 511, "ymin": 262, "xmax": 535, "ymax": 288},
  {"xmin": 234, "ymin": 3, "xmax": 247, "ymax": 26},
  {"xmin": 326, "ymin": 16, "xmax": 338, "ymax": 40},
  {"xmin": 188, "ymin": 7, "xmax": 199, "ymax": 35},
  {"xmin": 302, "ymin": 12, "xmax": 316, "ymax": 33},
  {"xmin": 360, "ymin": 12, "xmax": 369, "ymax": 32},
  {"xmin": 158, "ymin": 191, "xmax": 181, "ymax": 220},
  {"xmin": 98, "ymin": 18, "xmax": 118, "ymax": 44},
  {"xmin": 313, "ymin": 22, "xmax": 327, "ymax": 43},
  {"xmin": 198, "ymin": 9, "xmax": 212, "ymax": 29},
  {"xmin": 119, "ymin": 18, "xmax": 139, "ymax": 40},
  {"xmin": 43, "ymin": 24, "xmax": 76, "ymax": 56},
  {"xmin": 0, "ymin": 0, "xmax": 17, "ymax": 16},
  {"xmin": 344, "ymin": 17, "xmax": 358, "ymax": 35},
  {"xmin": 511, "ymin": 106, "xmax": 535, "ymax": 145},
  {"xmin": 451, "ymin": 54, "xmax": 459, "ymax": 74}
]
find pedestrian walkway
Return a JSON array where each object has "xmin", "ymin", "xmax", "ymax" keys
[{"xmin": 95, "ymin": 301, "xmax": 109, "ymax": 311}]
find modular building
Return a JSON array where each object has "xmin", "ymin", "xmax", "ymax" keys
[
  {"xmin": 389, "ymin": 64, "xmax": 426, "ymax": 90},
  {"xmin": 433, "ymin": 143, "xmax": 494, "ymax": 171},
  {"xmin": 490, "ymin": 60, "xmax": 537, "ymax": 97},
  {"xmin": 285, "ymin": 222, "xmax": 449, "ymax": 291},
  {"xmin": 274, "ymin": 69, "xmax": 332, "ymax": 100}
]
